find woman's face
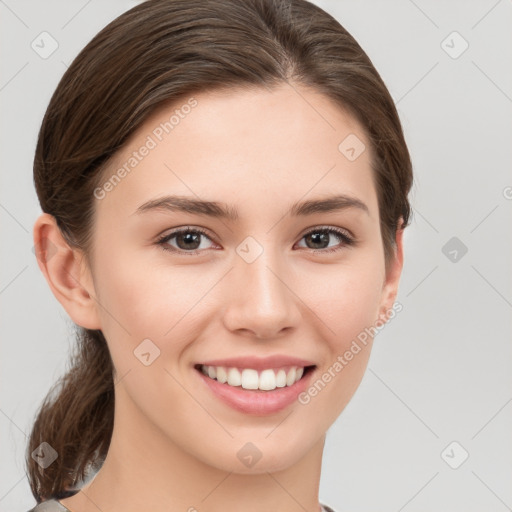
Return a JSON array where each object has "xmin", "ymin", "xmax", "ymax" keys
[{"xmin": 80, "ymin": 84, "xmax": 403, "ymax": 473}]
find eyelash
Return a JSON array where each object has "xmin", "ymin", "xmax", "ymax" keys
[{"xmin": 155, "ymin": 226, "xmax": 355, "ymax": 256}]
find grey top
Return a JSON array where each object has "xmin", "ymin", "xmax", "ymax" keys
[
  {"xmin": 27, "ymin": 498, "xmax": 337, "ymax": 512},
  {"xmin": 26, "ymin": 500, "xmax": 69, "ymax": 512}
]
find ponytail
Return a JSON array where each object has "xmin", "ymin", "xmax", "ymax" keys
[{"xmin": 26, "ymin": 328, "xmax": 114, "ymax": 502}]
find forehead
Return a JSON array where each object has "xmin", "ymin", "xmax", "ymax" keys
[{"xmin": 93, "ymin": 84, "xmax": 377, "ymax": 224}]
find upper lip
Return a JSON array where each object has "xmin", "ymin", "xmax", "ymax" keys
[{"xmin": 196, "ymin": 355, "xmax": 316, "ymax": 371}]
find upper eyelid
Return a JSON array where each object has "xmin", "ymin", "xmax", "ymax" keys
[
  {"xmin": 305, "ymin": 225, "xmax": 353, "ymax": 237},
  {"xmin": 160, "ymin": 224, "xmax": 352, "ymax": 236},
  {"xmin": 159, "ymin": 226, "xmax": 215, "ymax": 242}
]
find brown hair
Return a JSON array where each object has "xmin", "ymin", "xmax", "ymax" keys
[{"xmin": 27, "ymin": 0, "xmax": 413, "ymax": 502}]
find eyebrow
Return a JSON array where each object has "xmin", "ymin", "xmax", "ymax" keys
[{"xmin": 132, "ymin": 194, "xmax": 369, "ymax": 220}]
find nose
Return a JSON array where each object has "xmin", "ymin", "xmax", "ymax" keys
[{"xmin": 222, "ymin": 247, "xmax": 302, "ymax": 339}]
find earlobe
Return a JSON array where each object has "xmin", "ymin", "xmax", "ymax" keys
[
  {"xmin": 378, "ymin": 221, "xmax": 405, "ymax": 322},
  {"xmin": 33, "ymin": 213, "xmax": 102, "ymax": 330}
]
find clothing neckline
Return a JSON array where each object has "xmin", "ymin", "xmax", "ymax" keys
[
  {"xmin": 33, "ymin": 498, "xmax": 336, "ymax": 512},
  {"xmin": 56, "ymin": 500, "xmax": 71, "ymax": 511}
]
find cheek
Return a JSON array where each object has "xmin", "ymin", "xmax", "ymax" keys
[
  {"xmin": 93, "ymin": 250, "xmax": 216, "ymax": 363},
  {"xmin": 302, "ymin": 257, "xmax": 384, "ymax": 345},
  {"xmin": 295, "ymin": 261, "xmax": 383, "ymax": 425}
]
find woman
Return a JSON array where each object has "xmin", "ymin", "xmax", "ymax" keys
[{"xmin": 27, "ymin": 0, "xmax": 413, "ymax": 511}]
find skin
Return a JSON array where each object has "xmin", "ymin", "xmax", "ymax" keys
[{"xmin": 34, "ymin": 83, "xmax": 404, "ymax": 512}]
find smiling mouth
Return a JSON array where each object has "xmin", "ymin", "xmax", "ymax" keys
[{"xmin": 194, "ymin": 363, "xmax": 316, "ymax": 392}]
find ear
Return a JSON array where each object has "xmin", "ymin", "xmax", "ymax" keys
[
  {"xmin": 33, "ymin": 213, "xmax": 102, "ymax": 330},
  {"xmin": 377, "ymin": 219, "xmax": 405, "ymax": 323}
]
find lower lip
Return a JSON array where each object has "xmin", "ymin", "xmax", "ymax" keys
[{"xmin": 195, "ymin": 366, "xmax": 315, "ymax": 415}]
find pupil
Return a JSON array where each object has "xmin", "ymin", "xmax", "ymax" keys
[
  {"xmin": 308, "ymin": 232, "xmax": 328, "ymax": 249},
  {"xmin": 178, "ymin": 232, "xmax": 200, "ymax": 249}
]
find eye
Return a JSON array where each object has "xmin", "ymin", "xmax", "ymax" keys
[
  {"xmin": 156, "ymin": 227, "xmax": 217, "ymax": 255},
  {"xmin": 295, "ymin": 226, "xmax": 355, "ymax": 253},
  {"xmin": 155, "ymin": 225, "xmax": 356, "ymax": 256}
]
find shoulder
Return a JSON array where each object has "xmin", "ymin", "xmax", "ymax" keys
[{"xmin": 26, "ymin": 499, "xmax": 71, "ymax": 512}]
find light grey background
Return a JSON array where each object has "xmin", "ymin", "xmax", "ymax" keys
[{"xmin": 1, "ymin": 1, "xmax": 511, "ymax": 511}]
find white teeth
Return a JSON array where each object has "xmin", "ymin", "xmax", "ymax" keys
[
  {"xmin": 241, "ymin": 369, "xmax": 259, "ymax": 390},
  {"xmin": 216, "ymin": 366, "xmax": 228, "ymax": 383},
  {"xmin": 258, "ymin": 369, "xmax": 276, "ymax": 390},
  {"xmin": 275, "ymin": 369, "xmax": 287, "ymax": 388},
  {"xmin": 227, "ymin": 367, "xmax": 242, "ymax": 387},
  {"xmin": 199, "ymin": 364, "xmax": 308, "ymax": 391},
  {"xmin": 286, "ymin": 367, "xmax": 296, "ymax": 386}
]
